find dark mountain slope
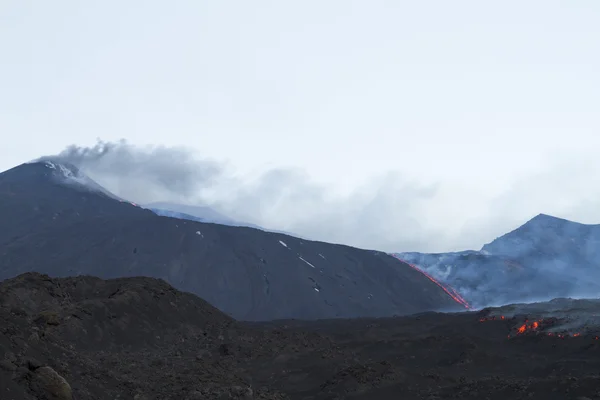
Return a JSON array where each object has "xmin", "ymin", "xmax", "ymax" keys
[
  {"xmin": 2, "ymin": 272, "xmax": 600, "ymax": 399},
  {"xmin": 0, "ymin": 162, "xmax": 463, "ymax": 320},
  {"xmin": 0, "ymin": 161, "xmax": 149, "ymax": 246}
]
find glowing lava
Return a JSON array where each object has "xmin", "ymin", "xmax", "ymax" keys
[
  {"xmin": 392, "ymin": 255, "xmax": 470, "ymax": 309},
  {"xmin": 479, "ymin": 316, "xmax": 594, "ymax": 339}
]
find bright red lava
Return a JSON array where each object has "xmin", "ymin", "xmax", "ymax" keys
[
  {"xmin": 479, "ymin": 317, "xmax": 598, "ymax": 339},
  {"xmin": 392, "ymin": 255, "xmax": 471, "ymax": 309}
]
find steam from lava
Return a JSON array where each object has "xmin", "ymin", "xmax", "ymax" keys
[
  {"xmin": 36, "ymin": 140, "xmax": 224, "ymax": 203},
  {"xmin": 391, "ymin": 255, "xmax": 470, "ymax": 310},
  {"xmin": 33, "ymin": 139, "xmax": 458, "ymax": 253},
  {"xmin": 396, "ymin": 214, "xmax": 600, "ymax": 310}
]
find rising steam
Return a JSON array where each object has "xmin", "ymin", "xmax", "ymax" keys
[
  {"xmin": 396, "ymin": 214, "xmax": 600, "ymax": 310},
  {"xmin": 35, "ymin": 138, "xmax": 600, "ymax": 305},
  {"xmin": 37, "ymin": 139, "xmax": 451, "ymax": 252},
  {"xmin": 38, "ymin": 140, "xmax": 224, "ymax": 202}
]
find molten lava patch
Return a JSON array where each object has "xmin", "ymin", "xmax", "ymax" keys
[
  {"xmin": 391, "ymin": 256, "xmax": 470, "ymax": 309},
  {"xmin": 478, "ymin": 314, "xmax": 598, "ymax": 340},
  {"xmin": 513, "ymin": 319, "xmax": 544, "ymax": 336}
]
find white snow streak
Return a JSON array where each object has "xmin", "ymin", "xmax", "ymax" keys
[
  {"xmin": 279, "ymin": 240, "xmax": 288, "ymax": 248},
  {"xmin": 299, "ymin": 257, "xmax": 316, "ymax": 269}
]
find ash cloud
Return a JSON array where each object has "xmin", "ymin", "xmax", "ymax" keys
[
  {"xmin": 37, "ymin": 140, "xmax": 600, "ymax": 262},
  {"xmin": 38, "ymin": 139, "xmax": 452, "ymax": 252},
  {"xmin": 38, "ymin": 140, "xmax": 225, "ymax": 204}
]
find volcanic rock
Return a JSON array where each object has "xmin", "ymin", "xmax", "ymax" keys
[
  {"xmin": 29, "ymin": 366, "xmax": 73, "ymax": 400},
  {"xmin": 1, "ymin": 272, "xmax": 600, "ymax": 399}
]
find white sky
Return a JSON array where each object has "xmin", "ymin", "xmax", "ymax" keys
[{"xmin": 1, "ymin": 1, "xmax": 600, "ymax": 252}]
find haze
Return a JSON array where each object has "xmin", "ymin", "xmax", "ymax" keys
[{"xmin": 2, "ymin": 1, "xmax": 600, "ymax": 252}]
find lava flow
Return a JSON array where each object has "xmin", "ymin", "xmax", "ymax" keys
[
  {"xmin": 479, "ymin": 316, "xmax": 597, "ymax": 339},
  {"xmin": 515, "ymin": 319, "xmax": 542, "ymax": 335},
  {"xmin": 392, "ymin": 256, "xmax": 471, "ymax": 309}
]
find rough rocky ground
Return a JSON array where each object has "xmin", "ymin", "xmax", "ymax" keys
[{"xmin": 2, "ymin": 273, "xmax": 600, "ymax": 399}]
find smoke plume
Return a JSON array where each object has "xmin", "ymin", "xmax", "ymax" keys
[
  {"xmin": 37, "ymin": 140, "xmax": 600, "ymax": 257},
  {"xmin": 33, "ymin": 139, "xmax": 600, "ymax": 315},
  {"xmin": 39, "ymin": 140, "xmax": 225, "ymax": 204},
  {"xmin": 38, "ymin": 139, "xmax": 452, "ymax": 252}
]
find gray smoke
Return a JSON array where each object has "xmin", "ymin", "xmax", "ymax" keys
[
  {"xmin": 36, "ymin": 140, "xmax": 600, "ymax": 314},
  {"xmin": 39, "ymin": 139, "xmax": 449, "ymax": 252},
  {"xmin": 39, "ymin": 140, "xmax": 225, "ymax": 204},
  {"xmin": 37, "ymin": 140, "xmax": 600, "ymax": 258}
]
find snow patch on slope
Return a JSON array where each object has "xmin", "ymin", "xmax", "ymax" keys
[
  {"xmin": 38, "ymin": 159, "xmax": 125, "ymax": 201},
  {"xmin": 299, "ymin": 256, "xmax": 316, "ymax": 269}
]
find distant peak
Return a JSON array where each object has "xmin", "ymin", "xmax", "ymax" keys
[
  {"xmin": 40, "ymin": 159, "xmax": 83, "ymax": 180},
  {"xmin": 480, "ymin": 212, "xmax": 598, "ymax": 257},
  {"xmin": 30, "ymin": 158, "xmax": 90, "ymax": 186},
  {"xmin": 523, "ymin": 213, "xmax": 585, "ymax": 228},
  {"xmin": 2, "ymin": 159, "xmax": 125, "ymax": 202},
  {"xmin": 529, "ymin": 213, "xmax": 560, "ymax": 222},
  {"xmin": 524, "ymin": 213, "xmax": 560, "ymax": 226},
  {"xmin": 532, "ymin": 213, "xmax": 553, "ymax": 220}
]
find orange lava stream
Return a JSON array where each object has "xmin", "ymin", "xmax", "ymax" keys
[{"xmin": 392, "ymin": 256, "xmax": 470, "ymax": 309}]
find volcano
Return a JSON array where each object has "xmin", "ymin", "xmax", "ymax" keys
[
  {"xmin": 0, "ymin": 161, "xmax": 463, "ymax": 320},
  {"xmin": 394, "ymin": 214, "xmax": 600, "ymax": 309}
]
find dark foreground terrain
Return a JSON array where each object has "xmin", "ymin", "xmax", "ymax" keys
[{"xmin": 2, "ymin": 273, "xmax": 600, "ymax": 400}]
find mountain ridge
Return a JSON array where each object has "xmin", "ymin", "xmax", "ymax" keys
[
  {"xmin": 146, "ymin": 201, "xmax": 301, "ymax": 237},
  {"xmin": 0, "ymin": 161, "xmax": 463, "ymax": 320}
]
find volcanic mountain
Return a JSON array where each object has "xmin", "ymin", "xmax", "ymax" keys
[
  {"xmin": 0, "ymin": 161, "xmax": 463, "ymax": 320},
  {"xmin": 395, "ymin": 214, "xmax": 600, "ymax": 308}
]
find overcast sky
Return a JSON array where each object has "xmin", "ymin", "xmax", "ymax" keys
[{"xmin": 1, "ymin": 1, "xmax": 600, "ymax": 252}]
